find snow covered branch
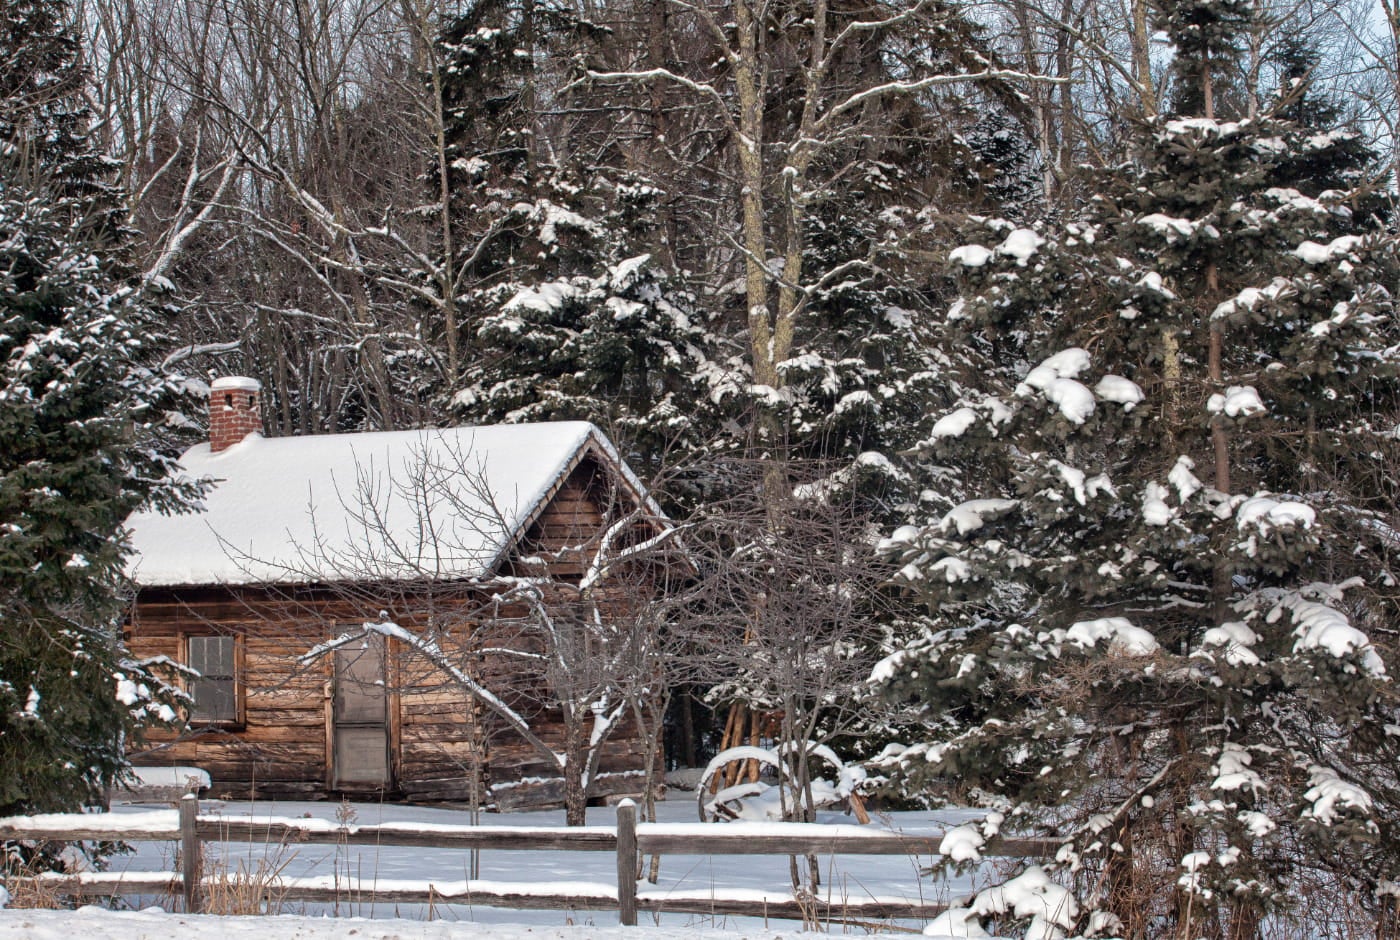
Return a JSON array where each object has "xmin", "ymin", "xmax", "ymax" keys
[
  {"xmin": 817, "ymin": 70, "xmax": 1067, "ymax": 132},
  {"xmin": 300, "ymin": 621, "xmax": 559, "ymax": 767}
]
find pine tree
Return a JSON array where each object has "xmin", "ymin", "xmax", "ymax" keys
[
  {"xmin": 434, "ymin": 4, "xmax": 732, "ymax": 499},
  {"xmin": 450, "ymin": 206, "xmax": 728, "ymax": 494},
  {"xmin": 0, "ymin": 0, "xmax": 194, "ymax": 826},
  {"xmin": 873, "ymin": 0, "xmax": 1400, "ymax": 932}
]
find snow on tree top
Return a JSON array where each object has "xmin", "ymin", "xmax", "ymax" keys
[
  {"xmin": 1207, "ymin": 386, "xmax": 1266, "ymax": 418},
  {"xmin": 1160, "ymin": 117, "xmax": 1244, "ymax": 138},
  {"xmin": 1288, "ymin": 599, "xmax": 1386, "ymax": 676},
  {"xmin": 504, "ymin": 281, "xmax": 580, "ymax": 314},
  {"xmin": 949, "ymin": 229, "xmax": 1043, "ymax": 269},
  {"xmin": 1235, "ymin": 495, "xmax": 1314, "ymax": 536},
  {"xmin": 606, "ymin": 253, "xmax": 650, "ymax": 289},
  {"xmin": 940, "ymin": 499, "xmax": 1019, "ymax": 536},
  {"xmin": 1063, "ymin": 617, "xmax": 1159, "ymax": 656},
  {"xmin": 1210, "ymin": 743, "xmax": 1264, "ymax": 793},
  {"xmin": 949, "ymin": 244, "xmax": 993, "ymax": 267},
  {"xmin": 1211, "ymin": 279, "xmax": 1290, "ymax": 320},
  {"xmin": 1138, "ymin": 213, "xmax": 1203, "ymax": 242},
  {"xmin": 996, "ymin": 228, "xmax": 1043, "ymax": 265},
  {"xmin": 1018, "ymin": 348, "xmax": 1091, "ymax": 393},
  {"xmin": 1016, "ymin": 350, "xmax": 1099, "ymax": 424},
  {"xmin": 927, "ymin": 406, "xmax": 980, "ymax": 441},
  {"xmin": 1294, "ymin": 235, "xmax": 1361, "ymax": 264},
  {"xmin": 1042, "ymin": 378, "xmax": 1096, "ymax": 424},
  {"xmin": 1262, "ymin": 187, "xmax": 1331, "ymax": 215},
  {"xmin": 123, "ymin": 421, "xmax": 646, "ymax": 587},
  {"xmin": 962, "ymin": 864, "xmax": 1079, "ymax": 938},
  {"xmin": 1093, "ymin": 375, "xmax": 1144, "ymax": 410},
  {"xmin": 1302, "ymin": 765, "xmax": 1374, "ymax": 825},
  {"xmin": 1200, "ymin": 621, "xmax": 1261, "ymax": 666}
]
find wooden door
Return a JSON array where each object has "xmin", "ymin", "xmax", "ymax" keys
[{"xmin": 332, "ymin": 636, "xmax": 392, "ymax": 789}]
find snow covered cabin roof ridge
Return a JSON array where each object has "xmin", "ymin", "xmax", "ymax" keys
[{"xmin": 123, "ymin": 420, "xmax": 662, "ymax": 588}]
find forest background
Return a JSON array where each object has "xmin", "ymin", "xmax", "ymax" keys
[{"xmin": 5, "ymin": 0, "xmax": 1400, "ymax": 935}]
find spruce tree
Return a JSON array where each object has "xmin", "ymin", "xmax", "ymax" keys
[
  {"xmin": 873, "ymin": 0, "xmax": 1400, "ymax": 932},
  {"xmin": 0, "ymin": 0, "xmax": 193, "ymax": 825},
  {"xmin": 435, "ymin": 4, "xmax": 729, "ymax": 498},
  {"xmin": 450, "ymin": 209, "xmax": 727, "ymax": 494}
]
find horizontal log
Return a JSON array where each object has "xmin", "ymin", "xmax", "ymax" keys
[
  {"xmin": 256, "ymin": 885, "xmax": 620, "ymax": 910},
  {"xmin": 640, "ymin": 895, "xmax": 947, "ymax": 920},
  {"xmin": 539, "ymin": 498, "xmax": 603, "ymax": 513},
  {"xmin": 179, "ymin": 761, "xmax": 320, "ymax": 783},
  {"xmin": 400, "ymin": 690, "xmax": 470, "ymax": 707},
  {"xmin": 399, "ymin": 783, "xmax": 479, "ymax": 802},
  {"xmin": 194, "ymin": 819, "xmax": 619, "ymax": 851},
  {"xmin": 397, "ymin": 769, "xmax": 480, "ymax": 787},
  {"xmin": 182, "ymin": 753, "xmax": 323, "ymax": 775},
  {"xmin": 5, "ymin": 874, "xmax": 180, "ymax": 896},
  {"xmin": 193, "ymin": 741, "xmax": 324, "ymax": 759},
  {"xmin": 399, "ymin": 747, "xmax": 484, "ymax": 767},
  {"xmin": 194, "ymin": 723, "xmax": 320, "ymax": 742},
  {"xmin": 0, "ymin": 812, "xmax": 1057, "ymax": 861},
  {"xmin": 0, "ymin": 822, "xmax": 180, "ymax": 841},
  {"xmin": 238, "ymin": 712, "xmax": 325, "ymax": 729},
  {"xmin": 214, "ymin": 782, "xmax": 328, "ymax": 799},
  {"xmin": 7, "ymin": 875, "xmax": 949, "ymax": 922},
  {"xmin": 401, "ymin": 723, "xmax": 482, "ymax": 743},
  {"xmin": 635, "ymin": 831, "xmax": 1059, "ymax": 858},
  {"xmin": 245, "ymin": 683, "xmax": 325, "ymax": 699}
]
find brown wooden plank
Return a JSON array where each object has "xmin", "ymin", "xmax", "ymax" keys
[
  {"xmin": 635, "ymin": 832, "xmax": 1060, "ymax": 858},
  {"xmin": 245, "ymin": 688, "xmax": 325, "ymax": 709},
  {"xmin": 639, "ymin": 896, "xmax": 947, "ymax": 920},
  {"xmin": 0, "ymin": 822, "xmax": 179, "ymax": 841},
  {"xmin": 9, "ymin": 875, "xmax": 951, "ymax": 923},
  {"xmin": 194, "ymin": 820, "xmax": 618, "ymax": 851},
  {"xmin": 400, "ymin": 726, "xmax": 481, "ymax": 746}
]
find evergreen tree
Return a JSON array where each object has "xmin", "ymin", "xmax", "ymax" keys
[
  {"xmin": 0, "ymin": 0, "xmax": 127, "ymax": 252},
  {"xmin": 873, "ymin": 0, "xmax": 1400, "ymax": 932},
  {"xmin": 0, "ymin": 0, "xmax": 194, "ymax": 825},
  {"xmin": 449, "ymin": 192, "xmax": 729, "ymax": 496},
  {"xmin": 435, "ymin": 4, "xmax": 732, "ymax": 500},
  {"xmin": 716, "ymin": 0, "xmax": 1033, "ymax": 514},
  {"xmin": 435, "ymin": 1, "xmax": 1037, "ymax": 517}
]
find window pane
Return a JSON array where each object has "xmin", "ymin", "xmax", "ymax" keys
[
  {"xmin": 188, "ymin": 636, "xmax": 237, "ymax": 721},
  {"xmin": 208, "ymin": 637, "xmax": 231, "ymax": 675},
  {"xmin": 190, "ymin": 636, "xmax": 234, "ymax": 678},
  {"xmin": 189, "ymin": 678, "xmax": 235, "ymax": 721}
]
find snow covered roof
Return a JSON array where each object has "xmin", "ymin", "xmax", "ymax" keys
[{"xmin": 124, "ymin": 421, "xmax": 646, "ymax": 587}]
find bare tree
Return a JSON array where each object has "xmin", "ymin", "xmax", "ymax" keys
[
  {"xmin": 679, "ymin": 459, "xmax": 900, "ymax": 817},
  {"xmin": 82, "ymin": 0, "xmax": 465, "ymax": 431},
  {"xmin": 273, "ymin": 437, "xmax": 684, "ymax": 826},
  {"xmin": 570, "ymin": 1, "xmax": 1056, "ymax": 452}
]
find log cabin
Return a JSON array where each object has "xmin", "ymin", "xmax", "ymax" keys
[{"xmin": 122, "ymin": 377, "xmax": 668, "ymax": 809}]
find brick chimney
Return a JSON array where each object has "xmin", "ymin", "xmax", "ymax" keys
[{"xmin": 209, "ymin": 377, "xmax": 263, "ymax": 453}]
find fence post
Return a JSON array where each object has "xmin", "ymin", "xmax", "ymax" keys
[
  {"xmin": 179, "ymin": 794, "xmax": 203, "ymax": 913},
  {"xmin": 615, "ymin": 799, "xmax": 638, "ymax": 927}
]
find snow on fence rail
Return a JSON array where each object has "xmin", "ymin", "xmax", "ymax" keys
[{"xmin": 0, "ymin": 797, "xmax": 1059, "ymax": 926}]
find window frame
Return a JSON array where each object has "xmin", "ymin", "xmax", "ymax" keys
[{"xmin": 183, "ymin": 633, "xmax": 245, "ymax": 729}]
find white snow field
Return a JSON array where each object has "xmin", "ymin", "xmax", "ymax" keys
[
  {"xmin": 2, "ymin": 794, "xmax": 992, "ymax": 938},
  {"xmin": 0, "ymin": 907, "xmax": 805, "ymax": 940}
]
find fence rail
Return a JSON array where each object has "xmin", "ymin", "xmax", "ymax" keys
[{"xmin": 0, "ymin": 797, "xmax": 1058, "ymax": 926}]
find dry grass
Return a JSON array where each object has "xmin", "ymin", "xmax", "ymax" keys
[
  {"xmin": 2, "ymin": 866, "xmax": 67, "ymax": 910},
  {"xmin": 200, "ymin": 846, "xmax": 297, "ymax": 916}
]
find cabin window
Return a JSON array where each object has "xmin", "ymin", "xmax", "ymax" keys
[{"xmin": 186, "ymin": 635, "xmax": 240, "ymax": 724}]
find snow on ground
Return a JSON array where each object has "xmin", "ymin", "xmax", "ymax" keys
[
  {"xmin": 0, "ymin": 906, "xmax": 803, "ymax": 940},
  {"xmin": 1, "ymin": 794, "xmax": 989, "ymax": 936}
]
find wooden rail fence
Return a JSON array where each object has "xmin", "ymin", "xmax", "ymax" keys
[{"xmin": 0, "ymin": 796, "xmax": 1058, "ymax": 926}]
